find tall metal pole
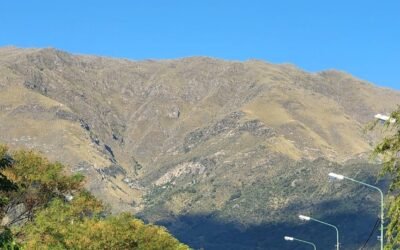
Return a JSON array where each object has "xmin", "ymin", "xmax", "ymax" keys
[
  {"xmin": 343, "ymin": 176, "xmax": 384, "ymax": 250},
  {"xmin": 310, "ymin": 218, "xmax": 339, "ymax": 250},
  {"xmin": 299, "ymin": 215, "xmax": 339, "ymax": 250}
]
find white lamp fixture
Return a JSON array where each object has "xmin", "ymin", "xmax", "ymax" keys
[
  {"xmin": 284, "ymin": 236, "xmax": 294, "ymax": 241},
  {"xmin": 375, "ymin": 114, "xmax": 396, "ymax": 123},
  {"xmin": 328, "ymin": 172, "xmax": 344, "ymax": 180},
  {"xmin": 299, "ymin": 215, "xmax": 311, "ymax": 221}
]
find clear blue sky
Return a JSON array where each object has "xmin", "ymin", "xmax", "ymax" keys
[{"xmin": 1, "ymin": 1, "xmax": 399, "ymax": 90}]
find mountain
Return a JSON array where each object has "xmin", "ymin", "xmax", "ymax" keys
[{"xmin": 0, "ymin": 46, "xmax": 399, "ymax": 249}]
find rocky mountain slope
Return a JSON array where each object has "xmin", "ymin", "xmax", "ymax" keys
[{"xmin": 0, "ymin": 46, "xmax": 399, "ymax": 249}]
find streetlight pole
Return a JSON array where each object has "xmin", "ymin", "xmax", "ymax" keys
[
  {"xmin": 299, "ymin": 215, "xmax": 339, "ymax": 250},
  {"xmin": 328, "ymin": 172, "xmax": 384, "ymax": 250},
  {"xmin": 284, "ymin": 236, "xmax": 317, "ymax": 250}
]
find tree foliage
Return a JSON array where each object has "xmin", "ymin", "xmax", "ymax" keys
[
  {"xmin": 0, "ymin": 146, "xmax": 189, "ymax": 249},
  {"xmin": 18, "ymin": 192, "xmax": 187, "ymax": 249},
  {"xmin": 372, "ymin": 107, "xmax": 400, "ymax": 249},
  {"xmin": 0, "ymin": 146, "xmax": 84, "ymax": 226}
]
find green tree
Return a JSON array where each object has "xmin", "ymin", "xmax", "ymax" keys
[
  {"xmin": 372, "ymin": 107, "xmax": 400, "ymax": 249},
  {"xmin": 0, "ymin": 147, "xmax": 84, "ymax": 227},
  {"xmin": 19, "ymin": 193, "xmax": 188, "ymax": 249},
  {"xmin": 0, "ymin": 145, "xmax": 17, "ymax": 210},
  {"xmin": 0, "ymin": 146, "xmax": 189, "ymax": 249}
]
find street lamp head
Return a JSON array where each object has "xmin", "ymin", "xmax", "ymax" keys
[
  {"xmin": 299, "ymin": 215, "xmax": 311, "ymax": 221},
  {"xmin": 328, "ymin": 172, "xmax": 344, "ymax": 180},
  {"xmin": 284, "ymin": 236, "xmax": 294, "ymax": 241},
  {"xmin": 375, "ymin": 114, "xmax": 396, "ymax": 123}
]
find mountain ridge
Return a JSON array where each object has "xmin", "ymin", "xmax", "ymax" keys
[
  {"xmin": 0, "ymin": 46, "xmax": 399, "ymax": 249},
  {"xmin": 1, "ymin": 46, "xmax": 394, "ymax": 84}
]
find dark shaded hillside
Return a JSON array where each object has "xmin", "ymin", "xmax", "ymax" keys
[
  {"xmin": 161, "ymin": 209, "xmax": 379, "ymax": 250},
  {"xmin": 144, "ymin": 158, "xmax": 386, "ymax": 250}
]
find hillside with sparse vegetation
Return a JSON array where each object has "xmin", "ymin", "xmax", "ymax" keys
[{"xmin": 0, "ymin": 47, "xmax": 399, "ymax": 249}]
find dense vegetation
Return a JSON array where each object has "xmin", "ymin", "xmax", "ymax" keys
[
  {"xmin": 372, "ymin": 107, "xmax": 400, "ymax": 249},
  {"xmin": 0, "ymin": 145, "xmax": 188, "ymax": 249}
]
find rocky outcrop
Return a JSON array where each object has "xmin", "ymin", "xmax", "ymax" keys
[{"xmin": 183, "ymin": 111, "xmax": 275, "ymax": 152}]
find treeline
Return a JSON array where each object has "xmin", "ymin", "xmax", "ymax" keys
[{"xmin": 0, "ymin": 145, "xmax": 189, "ymax": 249}]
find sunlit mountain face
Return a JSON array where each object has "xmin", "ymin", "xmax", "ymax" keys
[{"xmin": 0, "ymin": 47, "xmax": 398, "ymax": 249}]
